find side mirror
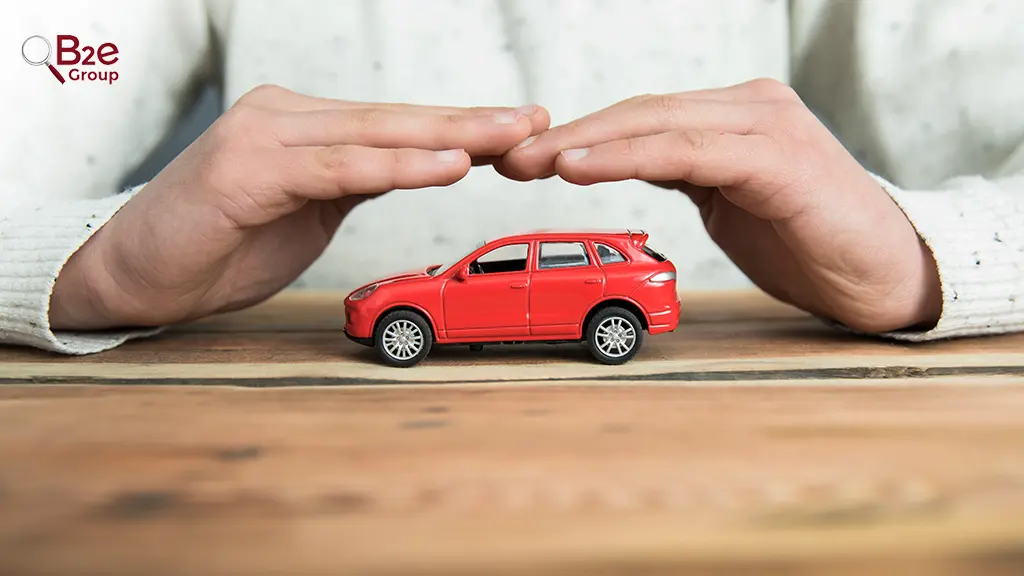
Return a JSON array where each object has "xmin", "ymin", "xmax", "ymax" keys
[{"xmin": 454, "ymin": 266, "xmax": 469, "ymax": 281}]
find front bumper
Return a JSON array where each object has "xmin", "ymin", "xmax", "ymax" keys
[
  {"xmin": 344, "ymin": 329, "xmax": 374, "ymax": 347},
  {"xmin": 344, "ymin": 301, "xmax": 377, "ymax": 340}
]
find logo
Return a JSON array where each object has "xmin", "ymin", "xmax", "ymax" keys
[{"xmin": 22, "ymin": 35, "xmax": 119, "ymax": 85}]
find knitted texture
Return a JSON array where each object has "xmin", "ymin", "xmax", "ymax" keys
[
  {"xmin": 0, "ymin": 186, "xmax": 161, "ymax": 354},
  {"xmin": 876, "ymin": 174, "xmax": 1024, "ymax": 341}
]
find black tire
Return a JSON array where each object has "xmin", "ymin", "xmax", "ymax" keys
[
  {"xmin": 374, "ymin": 310, "xmax": 433, "ymax": 368},
  {"xmin": 585, "ymin": 306, "xmax": 644, "ymax": 365}
]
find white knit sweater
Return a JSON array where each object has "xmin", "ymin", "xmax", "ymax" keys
[{"xmin": 3, "ymin": 0, "xmax": 1024, "ymax": 354}]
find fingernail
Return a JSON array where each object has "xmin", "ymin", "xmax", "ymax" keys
[
  {"xmin": 435, "ymin": 149, "xmax": 464, "ymax": 162},
  {"xmin": 493, "ymin": 111, "xmax": 522, "ymax": 124},
  {"xmin": 561, "ymin": 148, "xmax": 589, "ymax": 161},
  {"xmin": 515, "ymin": 104, "xmax": 538, "ymax": 115},
  {"xmin": 513, "ymin": 135, "xmax": 537, "ymax": 150}
]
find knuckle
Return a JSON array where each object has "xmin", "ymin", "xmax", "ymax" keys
[
  {"xmin": 745, "ymin": 77, "xmax": 799, "ymax": 101},
  {"xmin": 626, "ymin": 93, "xmax": 658, "ymax": 106},
  {"xmin": 441, "ymin": 113, "xmax": 464, "ymax": 125},
  {"xmin": 621, "ymin": 136, "xmax": 646, "ymax": 157},
  {"xmin": 648, "ymin": 94, "xmax": 684, "ymax": 117},
  {"xmin": 314, "ymin": 146, "xmax": 354, "ymax": 173},
  {"xmin": 432, "ymin": 112, "xmax": 468, "ymax": 135},
  {"xmin": 558, "ymin": 116, "xmax": 589, "ymax": 138},
  {"xmin": 215, "ymin": 104, "xmax": 265, "ymax": 139},
  {"xmin": 238, "ymin": 84, "xmax": 290, "ymax": 107},
  {"xmin": 675, "ymin": 129, "xmax": 714, "ymax": 152},
  {"xmin": 387, "ymin": 148, "xmax": 410, "ymax": 168},
  {"xmin": 751, "ymin": 101, "xmax": 812, "ymax": 140}
]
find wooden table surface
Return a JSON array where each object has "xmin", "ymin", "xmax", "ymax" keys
[{"xmin": 2, "ymin": 290, "xmax": 1024, "ymax": 575}]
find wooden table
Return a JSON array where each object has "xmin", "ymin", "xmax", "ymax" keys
[{"xmin": 2, "ymin": 291, "xmax": 1024, "ymax": 575}]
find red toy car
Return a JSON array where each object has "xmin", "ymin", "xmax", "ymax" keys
[{"xmin": 344, "ymin": 230, "xmax": 680, "ymax": 367}]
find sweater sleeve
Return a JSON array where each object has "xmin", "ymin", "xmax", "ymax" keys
[
  {"xmin": 870, "ymin": 173, "xmax": 1024, "ymax": 341},
  {"xmin": 0, "ymin": 0, "xmax": 211, "ymax": 354},
  {"xmin": 0, "ymin": 186, "xmax": 164, "ymax": 354}
]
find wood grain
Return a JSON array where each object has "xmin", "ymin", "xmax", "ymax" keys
[
  {"xmin": 2, "ymin": 290, "xmax": 1024, "ymax": 575},
  {"xmin": 3, "ymin": 383, "xmax": 1024, "ymax": 575}
]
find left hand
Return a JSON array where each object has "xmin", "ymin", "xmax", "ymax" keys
[{"xmin": 499, "ymin": 79, "xmax": 942, "ymax": 333}]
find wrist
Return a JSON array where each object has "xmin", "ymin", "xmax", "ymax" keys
[
  {"xmin": 909, "ymin": 236, "xmax": 943, "ymax": 330},
  {"xmin": 49, "ymin": 222, "xmax": 126, "ymax": 331}
]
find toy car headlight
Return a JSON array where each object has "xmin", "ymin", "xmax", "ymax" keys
[
  {"xmin": 648, "ymin": 271, "xmax": 676, "ymax": 283},
  {"xmin": 349, "ymin": 283, "xmax": 379, "ymax": 301}
]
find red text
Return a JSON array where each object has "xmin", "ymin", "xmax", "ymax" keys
[{"xmin": 56, "ymin": 35, "xmax": 119, "ymax": 66}]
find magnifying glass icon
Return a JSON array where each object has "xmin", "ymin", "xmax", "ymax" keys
[{"xmin": 22, "ymin": 35, "xmax": 66, "ymax": 84}]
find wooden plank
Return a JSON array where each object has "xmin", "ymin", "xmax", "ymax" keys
[
  {"xmin": 1, "ymin": 291, "xmax": 1023, "ymax": 386},
  {"xmin": 3, "ymin": 291, "xmax": 1024, "ymax": 574},
  {"xmin": 2, "ymin": 382, "xmax": 1024, "ymax": 575}
]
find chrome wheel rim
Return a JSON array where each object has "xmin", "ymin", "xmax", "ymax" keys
[
  {"xmin": 595, "ymin": 316, "xmax": 636, "ymax": 358},
  {"xmin": 382, "ymin": 319, "xmax": 424, "ymax": 360}
]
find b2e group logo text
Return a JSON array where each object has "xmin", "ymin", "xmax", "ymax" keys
[{"xmin": 21, "ymin": 35, "xmax": 119, "ymax": 85}]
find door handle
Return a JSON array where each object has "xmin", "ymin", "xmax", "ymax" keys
[
  {"xmin": 584, "ymin": 279, "xmax": 602, "ymax": 284},
  {"xmin": 510, "ymin": 283, "xmax": 527, "ymax": 289}
]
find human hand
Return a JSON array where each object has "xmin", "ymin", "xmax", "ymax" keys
[
  {"xmin": 50, "ymin": 85, "xmax": 549, "ymax": 329},
  {"xmin": 500, "ymin": 79, "xmax": 941, "ymax": 332}
]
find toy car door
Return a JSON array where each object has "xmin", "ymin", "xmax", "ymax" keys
[
  {"xmin": 442, "ymin": 242, "xmax": 531, "ymax": 339},
  {"xmin": 529, "ymin": 240, "xmax": 605, "ymax": 337}
]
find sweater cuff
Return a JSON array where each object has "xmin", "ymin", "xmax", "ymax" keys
[
  {"xmin": 868, "ymin": 173, "xmax": 1024, "ymax": 341},
  {"xmin": 0, "ymin": 185, "xmax": 163, "ymax": 355}
]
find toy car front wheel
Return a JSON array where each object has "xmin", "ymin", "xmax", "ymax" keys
[
  {"xmin": 374, "ymin": 310, "xmax": 433, "ymax": 367},
  {"xmin": 586, "ymin": 307, "xmax": 644, "ymax": 365}
]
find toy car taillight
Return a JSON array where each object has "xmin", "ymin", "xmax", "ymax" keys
[
  {"xmin": 349, "ymin": 284, "xmax": 378, "ymax": 301},
  {"xmin": 648, "ymin": 271, "xmax": 676, "ymax": 283}
]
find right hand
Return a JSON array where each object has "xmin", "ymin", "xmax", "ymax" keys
[{"xmin": 49, "ymin": 85, "xmax": 549, "ymax": 329}]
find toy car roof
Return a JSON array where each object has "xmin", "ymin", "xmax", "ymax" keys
[{"xmin": 499, "ymin": 229, "xmax": 649, "ymax": 246}]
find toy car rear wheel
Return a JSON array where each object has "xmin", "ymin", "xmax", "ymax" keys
[
  {"xmin": 374, "ymin": 310, "xmax": 432, "ymax": 367},
  {"xmin": 585, "ymin": 306, "xmax": 643, "ymax": 365}
]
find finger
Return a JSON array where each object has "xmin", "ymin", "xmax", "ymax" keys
[
  {"xmin": 557, "ymin": 130, "xmax": 814, "ymax": 222},
  {"xmin": 326, "ymin": 103, "xmax": 549, "ymax": 140},
  {"xmin": 271, "ymin": 146, "xmax": 471, "ymax": 199},
  {"xmin": 555, "ymin": 130, "xmax": 782, "ymax": 190},
  {"xmin": 503, "ymin": 98, "xmax": 770, "ymax": 180},
  {"xmin": 242, "ymin": 84, "xmax": 533, "ymax": 115},
  {"xmin": 267, "ymin": 108, "xmax": 539, "ymax": 155},
  {"xmin": 296, "ymin": 103, "xmax": 551, "ymax": 141},
  {"xmin": 238, "ymin": 85, "xmax": 551, "ymax": 139},
  {"xmin": 668, "ymin": 78, "xmax": 800, "ymax": 103}
]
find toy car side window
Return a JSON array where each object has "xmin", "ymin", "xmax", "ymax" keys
[
  {"xmin": 538, "ymin": 242, "xmax": 591, "ymax": 269},
  {"xmin": 594, "ymin": 242, "xmax": 626, "ymax": 265},
  {"xmin": 471, "ymin": 243, "xmax": 529, "ymax": 274}
]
